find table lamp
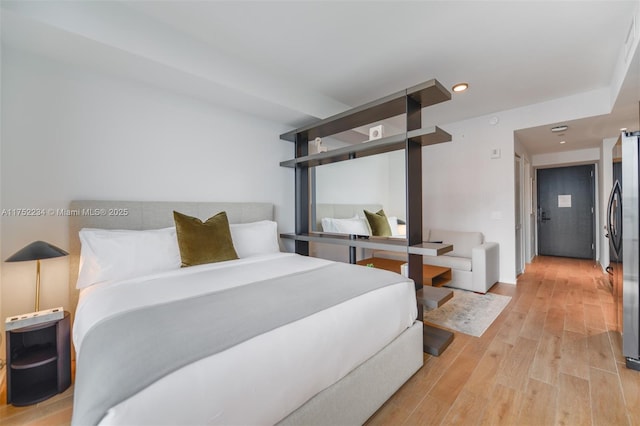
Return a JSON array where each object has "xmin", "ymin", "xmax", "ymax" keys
[{"xmin": 5, "ymin": 241, "xmax": 68, "ymax": 312}]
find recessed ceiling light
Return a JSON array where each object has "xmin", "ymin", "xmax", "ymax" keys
[
  {"xmin": 560, "ymin": 140, "xmax": 566, "ymax": 144},
  {"xmin": 551, "ymin": 125, "xmax": 568, "ymax": 132},
  {"xmin": 452, "ymin": 83, "xmax": 469, "ymax": 92}
]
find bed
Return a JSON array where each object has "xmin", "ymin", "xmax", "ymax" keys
[{"xmin": 68, "ymin": 200, "xmax": 423, "ymax": 425}]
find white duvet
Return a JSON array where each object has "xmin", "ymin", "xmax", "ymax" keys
[{"xmin": 74, "ymin": 253, "xmax": 417, "ymax": 425}]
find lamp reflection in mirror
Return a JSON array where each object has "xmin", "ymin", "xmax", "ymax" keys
[{"xmin": 5, "ymin": 241, "xmax": 68, "ymax": 312}]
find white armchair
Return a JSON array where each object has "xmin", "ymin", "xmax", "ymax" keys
[
  {"xmin": 374, "ymin": 229, "xmax": 500, "ymax": 293},
  {"xmin": 471, "ymin": 242, "xmax": 500, "ymax": 293}
]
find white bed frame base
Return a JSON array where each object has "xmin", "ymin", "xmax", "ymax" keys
[{"xmin": 279, "ymin": 321, "xmax": 423, "ymax": 425}]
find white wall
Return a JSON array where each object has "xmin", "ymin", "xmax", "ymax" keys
[
  {"xmin": 315, "ymin": 150, "xmax": 406, "ymax": 218},
  {"xmin": 0, "ymin": 48, "xmax": 294, "ymax": 332},
  {"xmin": 387, "ymin": 150, "xmax": 406, "ymax": 219},
  {"xmin": 315, "ymin": 155, "xmax": 390, "ymax": 206},
  {"xmin": 532, "ymin": 147, "xmax": 601, "ymax": 167},
  {"xmin": 423, "ymin": 116, "xmax": 517, "ymax": 283},
  {"xmin": 423, "ymin": 88, "xmax": 612, "ymax": 284}
]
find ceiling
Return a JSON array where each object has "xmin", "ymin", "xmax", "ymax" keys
[{"xmin": 1, "ymin": 1, "xmax": 639, "ymax": 155}]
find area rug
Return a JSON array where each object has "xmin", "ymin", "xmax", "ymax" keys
[{"xmin": 423, "ymin": 289, "xmax": 511, "ymax": 337}]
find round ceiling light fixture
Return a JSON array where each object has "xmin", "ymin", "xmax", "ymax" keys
[
  {"xmin": 551, "ymin": 125, "xmax": 568, "ymax": 132},
  {"xmin": 560, "ymin": 140, "xmax": 566, "ymax": 144},
  {"xmin": 452, "ymin": 82, "xmax": 469, "ymax": 92}
]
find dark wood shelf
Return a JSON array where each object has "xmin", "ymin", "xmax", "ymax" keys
[
  {"xmin": 280, "ymin": 126, "xmax": 451, "ymax": 168},
  {"xmin": 11, "ymin": 346, "xmax": 57, "ymax": 369},
  {"xmin": 281, "ymin": 232, "xmax": 408, "ymax": 252},
  {"xmin": 408, "ymin": 242, "xmax": 453, "ymax": 256},
  {"xmin": 423, "ymin": 324, "xmax": 454, "ymax": 356},
  {"xmin": 10, "ymin": 378, "xmax": 58, "ymax": 407},
  {"xmin": 417, "ymin": 287, "xmax": 454, "ymax": 310},
  {"xmin": 281, "ymin": 233, "xmax": 452, "ymax": 256},
  {"xmin": 280, "ymin": 79, "xmax": 450, "ymax": 142},
  {"xmin": 407, "ymin": 127, "xmax": 452, "ymax": 146}
]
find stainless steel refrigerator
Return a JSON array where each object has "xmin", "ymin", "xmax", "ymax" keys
[{"xmin": 608, "ymin": 130, "xmax": 640, "ymax": 370}]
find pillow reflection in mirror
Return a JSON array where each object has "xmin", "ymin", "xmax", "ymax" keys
[
  {"xmin": 364, "ymin": 209, "xmax": 392, "ymax": 237},
  {"xmin": 321, "ymin": 217, "xmax": 370, "ymax": 235}
]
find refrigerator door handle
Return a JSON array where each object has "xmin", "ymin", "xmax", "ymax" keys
[{"xmin": 608, "ymin": 180, "xmax": 623, "ymax": 259}]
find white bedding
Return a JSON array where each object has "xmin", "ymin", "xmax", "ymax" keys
[{"xmin": 74, "ymin": 252, "xmax": 417, "ymax": 425}]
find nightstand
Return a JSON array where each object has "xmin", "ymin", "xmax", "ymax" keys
[{"xmin": 5, "ymin": 311, "xmax": 71, "ymax": 406}]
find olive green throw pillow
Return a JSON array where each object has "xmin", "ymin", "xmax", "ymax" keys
[
  {"xmin": 173, "ymin": 210, "xmax": 239, "ymax": 267},
  {"xmin": 364, "ymin": 209, "xmax": 392, "ymax": 237}
]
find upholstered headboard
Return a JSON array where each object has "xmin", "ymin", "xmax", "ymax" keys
[{"xmin": 67, "ymin": 200, "xmax": 274, "ymax": 316}]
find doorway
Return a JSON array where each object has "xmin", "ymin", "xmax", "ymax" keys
[
  {"xmin": 537, "ymin": 164, "xmax": 595, "ymax": 259},
  {"xmin": 515, "ymin": 155, "xmax": 524, "ymax": 275}
]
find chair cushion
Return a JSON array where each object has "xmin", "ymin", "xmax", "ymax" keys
[{"xmin": 423, "ymin": 255, "xmax": 472, "ymax": 272}]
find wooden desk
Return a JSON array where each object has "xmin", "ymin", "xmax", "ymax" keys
[{"xmin": 357, "ymin": 257, "xmax": 452, "ymax": 287}]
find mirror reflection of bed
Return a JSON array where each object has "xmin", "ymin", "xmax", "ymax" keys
[
  {"xmin": 312, "ymin": 150, "xmax": 406, "ymax": 263},
  {"xmin": 310, "ymin": 202, "xmax": 407, "ymax": 262}
]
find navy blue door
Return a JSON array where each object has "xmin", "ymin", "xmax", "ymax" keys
[{"xmin": 537, "ymin": 165, "xmax": 595, "ymax": 259}]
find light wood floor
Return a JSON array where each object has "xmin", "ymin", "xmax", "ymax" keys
[
  {"xmin": 1, "ymin": 256, "xmax": 639, "ymax": 425},
  {"xmin": 367, "ymin": 256, "xmax": 640, "ymax": 425}
]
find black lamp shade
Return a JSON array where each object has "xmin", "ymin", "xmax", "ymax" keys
[{"xmin": 6, "ymin": 241, "xmax": 68, "ymax": 262}]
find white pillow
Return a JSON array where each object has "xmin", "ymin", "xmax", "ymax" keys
[
  {"xmin": 387, "ymin": 216, "xmax": 400, "ymax": 236},
  {"xmin": 321, "ymin": 217, "xmax": 338, "ymax": 233},
  {"xmin": 229, "ymin": 220, "xmax": 280, "ymax": 258},
  {"xmin": 76, "ymin": 227, "xmax": 181, "ymax": 289},
  {"xmin": 321, "ymin": 216, "xmax": 370, "ymax": 236}
]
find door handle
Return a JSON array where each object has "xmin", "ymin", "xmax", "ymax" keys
[{"xmin": 538, "ymin": 209, "xmax": 551, "ymax": 223}]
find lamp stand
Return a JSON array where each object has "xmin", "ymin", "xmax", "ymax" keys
[{"xmin": 35, "ymin": 259, "xmax": 41, "ymax": 312}]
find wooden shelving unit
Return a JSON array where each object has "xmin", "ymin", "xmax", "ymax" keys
[
  {"xmin": 279, "ymin": 78, "xmax": 454, "ymax": 355},
  {"xmin": 280, "ymin": 127, "xmax": 451, "ymax": 168},
  {"xmin": 280, "ymin": 79, "xmax": 451, "ymax": 142},
  {"xmin": 280, "ymin": 233, "xmax": 452, "ymax": 255}
]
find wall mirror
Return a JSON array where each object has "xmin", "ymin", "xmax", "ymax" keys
[{"xmin": 312, "ymin": 150, "xmax": 407, "ymax": 238}]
